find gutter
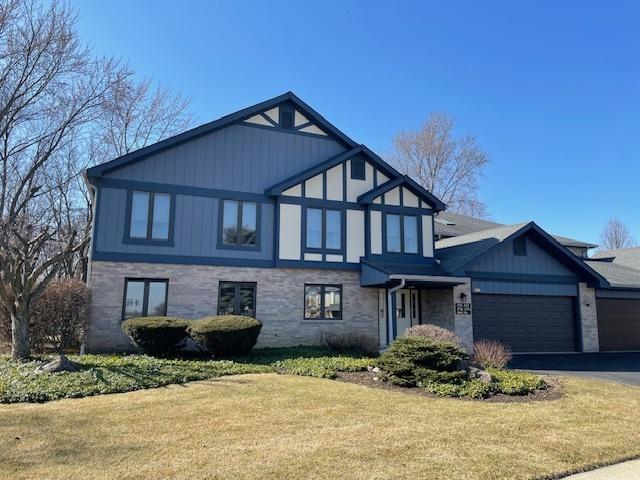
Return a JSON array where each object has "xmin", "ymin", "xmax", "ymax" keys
[{"xmin": 387, "ymin": 279, "xmax": 405, "ymax": 345}]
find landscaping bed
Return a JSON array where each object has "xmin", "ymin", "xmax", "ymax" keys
[
  {"xmin": 336, "ymin": 369, "xmax": 562, "ymax": 403},
  {"xmin": 0, "ymin": 348, "xmax": 370, "ymax": 403}
]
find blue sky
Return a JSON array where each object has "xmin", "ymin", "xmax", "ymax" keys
[{"xmin": 73, "ymin": 0, "xmax": 639, "ymax": 245}]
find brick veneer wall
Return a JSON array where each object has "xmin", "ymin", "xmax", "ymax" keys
[{"xmin": 86, "ymin": 261, "xmax": 379, "ymax": 352}]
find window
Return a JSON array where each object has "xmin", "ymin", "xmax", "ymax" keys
[
  {"xmin": 513, "ymin": 236, "xmax": 527, "ymax": 256},
  {"xmin": 351, "ymin": 159, "xmax": 365, "ymax": 180},
  {"xmin": 129, "ymin": 191, "xmax": 172, "ymax": 241},
  {"xmin": 280, "ymin": 109, "xmax": 294, "ymax": 129},
  {"xmin": 386, "ymin": 213, "xmax": 419, "ymax": 254},
  {"xmin": 304, "ymin": 285, "xmax": 342, "ymax": 320},
  {"xmin": 403, "ymin": 216, "xmax": 418, "ymax": 254},
  {"xmin": 122, "ymin": 279, "xmax": 168, "ymax": 320},
  {"xmin": 306, "ymin": 208, "xmax": 341, "ymax": 250},
  {"xmin": 386, "ymin": 214, "xmax": 401, "ymax": 252},
  {"xmin": 217, "ymin": 282, "xmax": 256, "ymax": 317},
  {"xmin": 221, "ymin": 200, "xmax": 257, "ymax": 247}
]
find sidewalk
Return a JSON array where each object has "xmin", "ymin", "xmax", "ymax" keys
[{"xmin": 563, "ymin": 459, "xmax": 640, "ymax": 479}]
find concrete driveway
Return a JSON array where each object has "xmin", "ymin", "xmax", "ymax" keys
[{"xmin": 509, "ymin": 352, "xmax": 640, "ymax": 386}]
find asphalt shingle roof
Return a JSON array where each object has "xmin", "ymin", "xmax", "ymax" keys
[
  {"xmin": 591, "ymin": 247, "xmax": 640, "ymax": 270},
  {"xmin": 434, "ymin": 212, "xmax": 597, "ymax": 249},
  {"xmin": 435, "ymin": 223, "xmax": 528, "ymax": 273},
  {"xmin": 584, "ymin": 260, "xmax": 640, "ymax": 289}
]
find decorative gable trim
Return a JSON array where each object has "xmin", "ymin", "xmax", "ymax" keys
[
  {"xmin": 85, "ymin": 91, "xmax": 357, "ymax": 180},
  {"xmin": 357, "ymin": 176, "xmax": 447, "ymax": 212},
  {"xmin": 264, "ymin": 146, "xmax": 400, "ymax": 197}
]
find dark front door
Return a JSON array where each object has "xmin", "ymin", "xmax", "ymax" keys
[
  {"xmin": 217, "ymin": 282, "xmax": 257, "ymax": 317},
  {"xmin": 597, "ymin": 298, "xmax": 640, "ymax": 351},
  {"xmin": 473, "ymin": 294, "xmax": 577, "ymax": 353}
]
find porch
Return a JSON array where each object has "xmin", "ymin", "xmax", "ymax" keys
[{"xmin": 360, "ymin": 260, "xmax": 473, "ymax": 350}]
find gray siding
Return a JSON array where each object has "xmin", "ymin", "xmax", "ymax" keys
[
  {"xmin": 104, "ymin": 124, "xmax": 346, "ymax": 192},
  {"xmin": 467, "ymin": 235, "xmax": 578, "ymax": 296},
  {"xmin": 472, "ymin": 280, "xmax": 577, "ymax": 296},
  {"xmin": 596, "ymin": 289, "xmax": 640, "ymax": 299},
  {"xmin": 467, "ymin": 236, "xmax": 576, "ymax": 277},
  {"xmin": 95, "ymin": 187, "xmax": 274, "ymax": 260}
]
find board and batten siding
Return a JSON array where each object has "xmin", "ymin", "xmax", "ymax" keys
[
  {"xmin": 94, "ymin": 187, "xmax": 274, "ymax": 260},
  {"xmin": 468, "ymin": 236, "xmax": 579, "ymax": 297},
  {"xmin": 104, "ymin": 124, "xmax": 346, "ymax": 193}
]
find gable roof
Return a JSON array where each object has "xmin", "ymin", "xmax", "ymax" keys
[
  {"xmin": 591, "ymin": 247, "xmax": 640, "ymax": 270},
  {"xmin": 434, "ymin": 211, "xmax": 598, "ymax": 249},
  {"xmin": 357, "ymin": 175, "xmax": 447, "ymax": 211},
  {"xmin": 584, "ymin": 260, "xmax": 640, "ymax": 289},
  {"xmin": 435, "ymin": 221, "xmax": 607, "ymax": 286},
  {"xmin": 264, "ymin": 145, "xmax": 401, "ymax": 197},
  {"xmin": 86, "ymin": 91, "xmax": 357, "ymax": 180}
]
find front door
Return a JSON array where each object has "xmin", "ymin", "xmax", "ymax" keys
[{"xmin": 395, "ymin": 289, "xmax": 418, "ymax": 337}]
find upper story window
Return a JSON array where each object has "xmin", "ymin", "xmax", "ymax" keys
[
  {"xmin": 221, "ymin": 200, "xmax": 257, "ymax": 247},
  {"xmin": 122, "ymin": 279, "xmax": 168, "ymax": 320},
  {"xmin": 129, "ymin": 191, "xmax": 171, "ymax": 241},
  {"xmin": 306, "ymin": 208, "xmax": 341, "ymax": 250},
  {"xmin": 351, "ymin": 159, "xmax": 365, "ymax": 180},
  {"xmin": 513, "ymin": 236, "xmax": 527, "ymax": 256},
  {"xmin": 386, "ymin": 213, "xmax": 418, "ymax": 254}
]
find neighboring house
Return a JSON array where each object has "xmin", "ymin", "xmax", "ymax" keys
[
  {"xmin": 83, "ymin": 92, "xmax": 640, "ymax": 354},
  {"xmin": 435, "ymin": 211, "xmax": 598, "ymax": 258},
  {"xmin": 591, "ymin": 247, "xmax": 640, "ymax": 270}
]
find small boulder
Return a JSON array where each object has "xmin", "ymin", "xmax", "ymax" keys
[
  {"xmin": 468, "ymin": 366, "xmax": 493, "ymax": 384},
  {"xmin": 34, "ymin": 355, "xmax": 79, "ymax": 374}
]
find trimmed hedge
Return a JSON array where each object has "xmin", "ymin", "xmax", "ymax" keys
[
  {"xmin": 376, "ymin": 336, "xmax": 468, "ymax": 387},
  {"xmin": 188, "ymin": 315, "xmax": 262, "ymax": 357},
  {"xmin": 122, "ymin": 317, "xmax": 189, "ymax": 356}
]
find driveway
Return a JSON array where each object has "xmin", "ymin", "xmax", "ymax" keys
[{"xmin": 509, "ymin": 352, "xmax": 640, "ymax": 386}]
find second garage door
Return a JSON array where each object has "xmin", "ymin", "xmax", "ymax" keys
[
  {"xmin": 473, "ymin": 294, "xmax": 577, "ymax": 353},
  {"xmin": 597, "ymin": 298, "xmax": 640, "ymax": 351}
]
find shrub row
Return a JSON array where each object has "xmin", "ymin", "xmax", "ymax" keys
[{"xmin": 122, "ymin": 315, "xmax": 262, "ymax": 357}]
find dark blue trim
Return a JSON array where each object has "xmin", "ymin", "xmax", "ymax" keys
[
  {"xmin": 468, "ymin": 271, "xmax": 578, "ymax": 284},
  {"xmin": 93, "ymin": 251, "xmax": 275, "ymax": 268},
  {"xmin": 100, "ymin": 178, "xmax": 268, "ymax": 203},
  {"xmin": 86, "ymin": 91, "xmax": 358, "ymax": 179},
  {"xmin": 260, "ymin": 112, "xmax": 278, "ymax": 127},
  {"xmin": 240, "ymin": 120, "xmax": 331, "ymax": 140},
  {"xmin": 381, "ymin": 211, "xmax": 422, "ymax": 256},
  {"xmin": 275, "ymin": 259, "xmax": 361, "ymax": 271},
  {"xmin": 216, "ymin": 198, "xmax": 262, "ymax": 252},
  {"xmin": 369, "ymin": 204, "xmax": 433, "ymax": 215},
  {"xmin": 391, "ymin": 292, "xmax": 398, "ymax": 340},
  {"xmin": 301, "ymin": 206, "xmax": 346, "ymax": 255},
  {"xmin": 264, "ymin": 145, "xmax": 401, "ymax": 196},
  {"xmin": 358, "ymin": 176, "xmax": 446, "ymax": 212},
  {"xmin": 280, "ymin": 196, "xmax": 365, "ymax": 210},
  {"xmin": 449, "ymin": 222, "xmax": 608, "ymax": 288},
  {"xmin": 294, "ymin": 121, "xmax": 313, "ymax": 130},
  {"xmin": 350, "ymin": 158, "xmax": 365, "ymax": 180},
  {"xmin": 122, "ymin": 190, "xmax": 176, "ymax": 246}
]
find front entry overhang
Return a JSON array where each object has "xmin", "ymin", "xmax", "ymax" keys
[{"xmin": 360, "ymin": 259, "xmax": 467, "ymax": 288}]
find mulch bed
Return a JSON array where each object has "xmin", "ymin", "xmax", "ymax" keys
[{"xmin": 335, "ymin": 370, "xmax": 563, "ymax": 403}]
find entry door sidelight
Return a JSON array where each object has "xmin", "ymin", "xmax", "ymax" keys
[{"xmin": 217, "ymin": 282, "xmax": 257, "ymax": 317}]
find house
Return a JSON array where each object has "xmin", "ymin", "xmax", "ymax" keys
[{"xmin": 83, "ymin": 92, "xmax": 640, "ymax": 354}]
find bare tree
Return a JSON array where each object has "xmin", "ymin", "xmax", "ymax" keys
[
  {"xmin": 600, "ymin": 217, "xmax": 637, "ymax": 251},
  {"xmin": 388, "ymin": 112, "xmax": 490, "ymax": 217},
  {"xmin": 0, "ymin": 0, "xmax": 127, "ymax": 360},
  {"xmin": 58, "ymin": 77, "xmax": 192, "ymax": 281}
]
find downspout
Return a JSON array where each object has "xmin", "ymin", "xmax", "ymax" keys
[
  {"xmin": 80, "ymin": 180, "xmax": 98, "ymax": 356},
  {"xmin": 387, "ymin": 279, "xmax": 406, "ymax": 345}
]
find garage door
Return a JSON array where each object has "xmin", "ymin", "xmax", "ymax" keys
[
  {"xmin": 597, "ymin": 298, "xmax": 640, "ymax": 351},
  {"xmin": 473, "ymin": 294, "xmax": 577, "ymax": 352}
]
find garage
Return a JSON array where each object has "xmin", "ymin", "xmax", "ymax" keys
[
  {"xmin": 473, "ymin": 294, "xmax": 578, "ymax": 352},
  {"xmin": 597, "ymin": 298, "xmax": 640, "ymax": 351}
]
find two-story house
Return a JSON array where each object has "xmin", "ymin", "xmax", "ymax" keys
[{"xmin": 84, "ymin": 92, "xmax": 640, "ymax": 353}]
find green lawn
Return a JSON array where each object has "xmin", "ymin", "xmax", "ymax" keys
[{"xmin": 1, "ymin": 374, "xmax": 640, "ymax": 480}]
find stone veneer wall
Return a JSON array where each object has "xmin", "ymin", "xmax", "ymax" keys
[
  {"xmin": 578, "ymin": 282, "xmax": 599, "ymax": 352},
  {"xmin": 419, "ymin": 289, "xmax": 454, "ymax": 331},
  {"xmin": 86, "ymin": 261, "xmax": 379, "ymax": 352}
]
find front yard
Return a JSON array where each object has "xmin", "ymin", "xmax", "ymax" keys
[{"xmin": 2, "ymin": 372, "xmax": 640, "ymax": 479}]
